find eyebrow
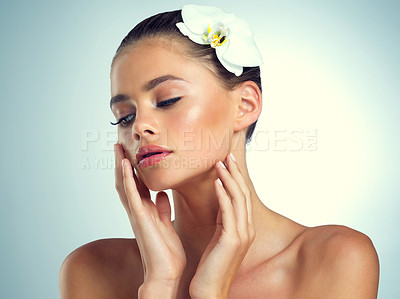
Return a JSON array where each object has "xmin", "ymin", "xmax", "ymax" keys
[
  {"xmin": 109, "ymin": 94, "xmax": 129, "ymax": 109},
  {"xmin": 110, "ymin": 74, "xmax": 186, "ymax": 109},
  {"xmin": 144, "ymin": 74, "xmax": 185, "ymax": 91}
]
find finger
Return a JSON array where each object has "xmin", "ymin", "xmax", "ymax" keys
[
  {"xmin": 155, "ymin": 191, "xmax": 172, "ymax": 226},
  {"xmin": 114, "ymin": 143, "xmax": 129, "ymax": 210},
  {"xmin": 216, "ymin": 206, "xmax": 222, "ymax": 226},
  {"xmin": 214, "ymin": 178, "xmax": 237, "ymax": 233},
  {"xmin": 114, "ymin": 143, "xmax": 126, "ymax": 190},
  {"xmin": 122, "ymin": 157, "xmax": 143, "ymax": 213},
  {"xmin": 115, "ymin": 143, "xmax": 151, "ymax": 202},
  {"xmin": 216, "ymin": 160, "xmax": 247, "ymax": 232},
  {"xmin": 133, "ymin": 167, "xmax": 151, "ymax": 201},
  {"xmin": 226, "ymin": 153, "xmax": 253, "ymax": 227}
]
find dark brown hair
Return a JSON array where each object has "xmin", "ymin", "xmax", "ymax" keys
[{"xmin": 112, "ymin": 9, "xmax": 262, "ymax": 144}]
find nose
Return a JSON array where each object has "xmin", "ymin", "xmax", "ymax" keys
[{"xmin": 132, "ymin": 108, "xmax": 160, "ymax": 141}]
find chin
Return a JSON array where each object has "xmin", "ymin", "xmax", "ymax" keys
[
  {"xmin": 137, "ymin": 157, "xmax": 213, "ymax": 191},
  {"xmin": 140, "ymin": 172, "xmax": 177, "ymax": 192},
  {"xmin": 146, "ymin": 183, "xmax": 168, "ymax": 192}
]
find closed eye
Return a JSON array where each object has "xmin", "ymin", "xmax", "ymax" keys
[
  {"xmin": 156, "ymin": 97, "xmax": 181, "ymax": 107},
  {"xmin": 110, "ymin": 114, "xmax": 135, "ymax": 127},
  {"xmin": 110, "ymin": 97, "xmax": 181, "ymax": 126}
]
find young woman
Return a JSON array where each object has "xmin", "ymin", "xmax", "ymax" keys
[{"xmin": 59, "ymin": 5, "xmax": 379, "ymax": 298}]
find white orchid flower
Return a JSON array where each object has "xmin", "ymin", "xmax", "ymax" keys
[{"xmin": 176, "ymin": 4, "xmax": 263, "ymax": 76}]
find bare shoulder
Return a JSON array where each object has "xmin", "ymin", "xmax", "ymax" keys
[
  {"xmin": 297, "ymin": 225, "xmax": 380, "ymax": 298},
  {"xmin": 59, "ymin": 238, "xmax": 143, "ymax": 299}
]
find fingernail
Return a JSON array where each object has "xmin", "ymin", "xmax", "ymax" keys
[
  {"xmin": 229, "ymin": 152, "xmax": 236, "ymax": 162},
  {"xmin": 218, "ymin": 161, "xmax": 226, "ymax": 169},
  {"xmin": 122, "ymin": 159, "xmax": 125, "ymax": 168},
  {"xmin": 217, "ymin": 178, "xmax": 223, "ymax": 186}
]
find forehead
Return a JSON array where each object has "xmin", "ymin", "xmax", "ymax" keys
[{"xmin": 110, "ymin": 40, "xmax": 203, "ymax": 90}]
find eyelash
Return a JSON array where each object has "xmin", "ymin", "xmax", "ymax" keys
[
  {"xmin": 156, "ymin": 96, "xmax": 181, "ymax": 107},
  {"xmin": 110, "ymin": 97, "xmax": 181, "ymax": 127},
  {"xmin": 110, "ymin": 114, "xmax": 135, "ymax": 127}
]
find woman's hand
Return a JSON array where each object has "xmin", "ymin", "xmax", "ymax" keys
[
  {"xmin": 114, "ymin": 143, "xmax": 187, "ymax": 298},
  {"xmin": 189, "ymin": 153, "xmax": 256, "ymax": 299}
]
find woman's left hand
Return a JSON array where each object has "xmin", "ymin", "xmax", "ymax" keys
[{"xmin": 189, "ymin": 153, "xmax": 256, "ymax": 299}]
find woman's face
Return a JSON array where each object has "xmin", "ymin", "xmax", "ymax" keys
[{"xmin": 110, "ymin": 39, "xmax": 236, "ymax": 191}]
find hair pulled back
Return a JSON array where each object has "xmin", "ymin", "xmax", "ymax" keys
[{"xmin": 112, "ymin": 9, "xmax": 262, "ymax": 144}]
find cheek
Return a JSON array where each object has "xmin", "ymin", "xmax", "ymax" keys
[
  {"xmin": 169, "ymin": 99, "xmax": 232, "ymax": 155},
  {"xmin": 117, "ymin": 129, "xmax": 136, "ymax": 161}
]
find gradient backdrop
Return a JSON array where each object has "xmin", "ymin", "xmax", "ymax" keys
[{"xmin": 0, "ymin": 0, "xmax": 398, "ymax": 298}]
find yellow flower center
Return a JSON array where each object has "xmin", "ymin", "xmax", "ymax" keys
[{"xmin": 203, "ymin": 24, "xmax": 228, "ymax": 48}]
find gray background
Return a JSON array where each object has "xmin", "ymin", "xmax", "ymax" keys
[{"xmin": 0, "ymin": 0, "xmax": 398, "ymax": 298}]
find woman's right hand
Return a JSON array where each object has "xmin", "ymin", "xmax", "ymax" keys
[{"xmin": 114, "ymin": 143, "xmax": 186, "ymax": 297}]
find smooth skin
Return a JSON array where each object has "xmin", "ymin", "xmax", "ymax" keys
[
  {"xmin": 121, "ymin": 151, "xmax": 255, "ymax": 298},
  {"xmin": 59, "ymin": 38, "xmax": 380, "ymax": 298}
]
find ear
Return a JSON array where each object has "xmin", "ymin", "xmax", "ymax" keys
[{"xmin": 233, "ymin": 81, "xmax": 262, "ymax": 133}]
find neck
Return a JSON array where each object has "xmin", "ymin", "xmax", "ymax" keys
[{"xmin": 171, "ymin": 148, "xmax": 276, "ymax": 268}]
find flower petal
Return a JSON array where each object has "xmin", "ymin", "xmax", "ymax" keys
[
  {"xmin": 221, "ymin": 33, "xmax": 263, "ymax": 67},
  {"xmin": 224, "ymin": 14, "xmax": 252, "ymax": 34},
  {"xmin": 176, "ymin": 22, "xmax": 207, "ymax": 44},
  {"xmin": 176, "ymin": 4, "xmax": 263, "ymax": 76},
  {"xmin": 216, "ymin": 43, "xmax": 243, "ymax": 76},
  {"xmin": 181, "ymin": 4, "xmax": 233, "ymax": 34}
]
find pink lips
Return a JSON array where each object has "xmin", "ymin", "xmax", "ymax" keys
[{"xmin": 136, "ymin": 144, "xmax": 172, "ymax": 168}]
